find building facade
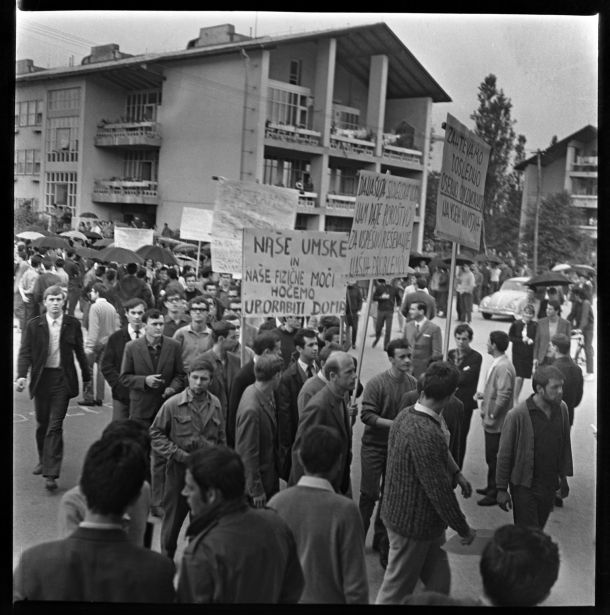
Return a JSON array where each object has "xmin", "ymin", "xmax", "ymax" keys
[{"xmin": 15, "ymin": 23, "xmax": 451, "ymax": 249}]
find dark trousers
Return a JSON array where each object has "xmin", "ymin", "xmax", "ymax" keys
[
  {"xmin": 582, "ymin": 326, "xmax": 594, "ymax": 373},
  {"xmin": 151, "ymin": 449, "xmax": 167, "ymax": 509},
  {"xmin": 359, "ymin": 445, "xmax": 388, "ymax": 549},
  {"xmin": 160, "ymin": 460, "xmax": 190, "ymax": 559},
  {"xmin": 511, "ymin": 484, "xmax": 555, "ymax": 529},
  {"xmin": 484, "ymin": 431, "xmax": 501, "ymax": 495},
  {"xmin": 457, "ymin": 293, "xmax": 473, "ymax": 322},
  {"xmin": 67, "ymin": 286, "xmax": 81, "ymax": 316},
  {"xmin": 374, "ymin": 309, "xmax": 394, "ymax": 350},
  {"xmin": 24, "ymin": 301, "xmax": 38, "ymax": 327},
  {"xmin": 457, "ymin": 406, "xmax": 475, "ymax": 469},
  {"xmin": 34, "ymin": 368, "xmax": 70, "ymax": 478},
  {"xmin": 112, "ymin": 399, "xmax": 130, "ymax": 421},
  {"xmin": 345, "ymin": 312, "xmax": 359, "ymax": 346}
]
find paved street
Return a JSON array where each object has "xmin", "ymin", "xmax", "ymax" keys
[{"xmin": 12, "ymin": 300, "xmax": 597, "ymax": 605}]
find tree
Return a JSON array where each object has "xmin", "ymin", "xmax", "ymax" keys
[{"xmin": 14, "ymin": 200, "xmax": 48, "ymax": 233}]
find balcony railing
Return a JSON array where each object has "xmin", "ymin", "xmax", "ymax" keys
[
  {"xmin": 571, "ymin": 194, "xmax": 597, "ymax": 208},
  {"xmin": 297, "ymin": 192, "xmax": 318, "ymax": 209},
  {"xmin": 575, "ymin": 156, "xmax": 598, "ymax": 167},
  {"xmin": 94, "ymin": 121, "xmax": 162, "ymax": 148},
  {"xmin": 264, "ymin": 122, "xmax": 321, "ymax": 146},
  {"xmin": 382, "ymin": 144, "xmax": 423, "ymax": 164},
  {"xmin": 92, "ymin": 179, "xmax": 159, "ymax": 205},
  {"xmin": 326, "ymin": 194, "xmax": 356, "ymax": 212},
  {"xmin": 329, "ymin": 133, "xmax": 375, "ymax": 156}
]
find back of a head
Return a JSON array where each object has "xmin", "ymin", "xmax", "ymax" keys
[
  {"xmin": 101, "ymin": 418, "xmax": 151, "ymax": 456},
  {"xmin": 416, "ymin": 276, "xmax": 427, "ymax": 290},
  {"xmin": 318, "ymin": 342, "xmax": 342, "ymax": 365},
  {"xmin": 125, "ymin": 262, "xmax": 138, "ymax": 275},
  {"xmin": 299, "ymin": 425, "xmax": 342, "ymax": 476},
  {"xmin": 421, "ymin": 361, "xmax": 459, "ymax": 401},
  {"xmin": 252, "ymin": 331, "xmax": 280, "ymax": 356},
  {"xmin": 80, "ymin": 438, "xmax": 147, "ymax": 517},
  {"xmin": 187, "ymin": 446, "xmax": 245, "ymax": 501},
  {"xmin": 551, "ymin": 333, "xmax": 571, "ymax": 355},
  {"xmin": 480, "ymin": 524, "xmax": 560, "ymax": 606},
  {"xmin": 254, "ymin": 354, "xmax": 283, "ymax": 382}
]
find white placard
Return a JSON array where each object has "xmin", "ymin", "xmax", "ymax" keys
[
  {"xmin": 179, "ymin": 207, "xmax": 214, "ymax": 242},
  {"xmin": 113, "ymin": 227, "xmax": 154, "ymax": 251}
]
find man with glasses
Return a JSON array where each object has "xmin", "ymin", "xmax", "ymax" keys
[
  {"xmin": 173, "ymin": 296, "xmax": 213, "ymax": 372},
  {"xmin": 163, "ymin": 289, "xmax": 190, "ymax": 338}
]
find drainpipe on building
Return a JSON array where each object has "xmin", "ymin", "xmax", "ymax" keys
[
  {"xmin": 532, "ymin": 149, "xmax": 542, "ymax": 274},
  {"xmin": 240, "ymin": 49, "xmax": 250, "ymax": 182}
]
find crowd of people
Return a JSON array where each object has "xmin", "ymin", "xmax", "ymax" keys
[{"xmin": 12, "ymin": 239, "xmax": 593, "ymax": 604}]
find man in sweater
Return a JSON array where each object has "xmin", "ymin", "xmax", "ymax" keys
[
  {"xmin": 269, "ymin": 425, "xmax": 368, "ymax": 604},
  {"xmin": 376, "ymin": 361, "xmax": 476, "ymax": 604},
  {"xmin": 172, "ymin": 296, "xmax": 214, "ymax": 372},
  {"xmin": 372, "ymin": 279, "xmax": 401, "ymax": 351},
  {"xmin": 359, "ymin": 338, "xmax": 417, "ymax": 568}
]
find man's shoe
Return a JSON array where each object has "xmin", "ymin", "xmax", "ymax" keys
[
  {"xmin": 77, "ymin": 400, "xmax": 96, "ymax": 406},
  {"xmin": 477, "ymin": 495, "xmax": 497, "ymax": 506},
  {"xmin": 372, "ymin": 534, "xmax": 381, "ymax": 552},
  {"xmin": 45, "ymin": 477, "xmax": 58, "ymax": 491},
  {"xmin": 475, "ymin": 487, "xmax": 491, "ymax": 496},
  {"xmin": 32, "ymin": 463, "xmax": 43, "ymax": 475},
  {"xmin": 372, "ymin": 338, "xmax": 379, "ymax": 348},
  {"xmin": 554, "ymin": 496, "xmax": 564, "ymax": 508}
]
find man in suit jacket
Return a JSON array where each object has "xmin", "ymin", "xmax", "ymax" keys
[
  {"xmin": 289, "ymin": 351, "xmax": 357, "ymax": 495},
  {"xmin": 16, "ymin": 285, "xmax": 91, "ymax": 491},
  {"xmin": 13, "ymin": 437, "xmax": 175, "ymax": 602},
  {"xmin": 277, "ymin": 328, "xmax": 320, "ymax": 480},
  {"xmin": 226, "ymin": 330, "xmax": 282, "ymax": 447},
  {"xmin": 101, "ymin": 298, "xmax": 147, "ymax": 421},
  {"xmin": 116, "ymin": 262, "xmax": 154, "ymax": 309},
  {"xmin": 475, "ymin": 331, "xmax": 516, "ymax": 506},
  {"xmin": 533, "ymin": 300, "xmax": 572, "ymax": 369},
  {"xmin": 401, "ymin": 276, "xmax": 436, "ymax": 322},
  {"xmin": 403, "ymin": 302, "xmax": 443, "ymax": 378},
  {"xmin": 372, "ymin": 279, "xmax": 401, "ymax": 351}
]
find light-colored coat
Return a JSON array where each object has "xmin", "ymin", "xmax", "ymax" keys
[{"xmin": 480, "ymin": 354, "xmax": 516, "ymax": 434}]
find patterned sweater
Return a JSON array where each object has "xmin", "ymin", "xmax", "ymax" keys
[{"xmin": 381, "ymin": 406, "xmax": 470, "ymax": 540}]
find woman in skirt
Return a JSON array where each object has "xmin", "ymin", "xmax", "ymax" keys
[{"xmin": 508, "ymin": 303, "xmax": 537, "ymax": 404}]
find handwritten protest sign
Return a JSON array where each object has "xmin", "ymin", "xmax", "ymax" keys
[
  {"xmin": 346, "ymin": 171, "xmax": 418, "ymax": 280},
  {"xmin": 179, "ymin": 207, "xmax": 214, "ymax": 242},
  {"xmin": 113, "ymin": 227, "xmax": 154, "ymax": 251},
  {"xmin": 211, "ymin": 179, "xmax": 297, "ymax": 275},
  {"xmin": 435, "ymin": 113, "xmax": 491, "ymax": 250},
  {"xmin": 242, "ymin": 230, "xmax": 349, "ymax": 317}
]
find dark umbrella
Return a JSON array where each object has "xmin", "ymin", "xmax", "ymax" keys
[
  {"xmin": 79, "ymin": 212, "xmax": 99, "ymax": 218},
  {"xmin": 31, "ymin": 235, "xmax": 71, "ymax": 250},
  {"xmin": 408, "ymin": 251, "xmax": 432, "ymax": 265},
  {"xmin": 92, "ymin": 238, "xmax": 114, "ymax": 248},
  {"xmin": 75, "ymin": 247, "xmax": 103, "ymax": 260},
  {"xmin": 83, "ymin": 230, "xmax": 103, "ymax": 240},
  {"xmin": 475, "ymin": 253, "xmax": 502, "ymax": 264},
  {"xmin": 429, "ymin": 254, "xmax": 451, "ymax": 269},
  {"xmin": 136, "ymin": 244, "xmax": 179, "ymax": 266},
  {"xmin": 98, "ymin": 246, "xmax": 144, "ymax": 265},
  {"xmin": 527, "ymin": 271, "xmax": 572, "ymax": 288},
  {"xmin": 443, "ymin": 254, "xmax": 474, "ymax": 266}
]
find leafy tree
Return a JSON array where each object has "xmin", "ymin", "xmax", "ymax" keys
[{"xmin": 14, "ymin": 200, "xmax": 49, "ymax": 232}]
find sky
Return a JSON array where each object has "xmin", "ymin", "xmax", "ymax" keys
[{"xmin": 14, "ymin": 10, "xmax": 599, "ymax": 165}]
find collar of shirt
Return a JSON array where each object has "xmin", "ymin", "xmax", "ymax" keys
[
  {"xmin": 45, "ymin": 312, "xmax": 63, "ymax": 329},
  {"xmin": 127, "ymin": 324, "xmax": 141, "ymax": 340},
  {"xmin": 316, "ymin": 371, "xmax": 328, "ymax": 382},
  {"xmin": 147, "ymin": 338, "xmax": 163, "ymax": 351},
  {"xmin": 95, "ymin": 297, "xmax": 108, "ymax": 304},
  {"xmin": 415, "ymin": 317, "xmax": 427, "ymax": 328},
  {"xmin": 184, "ymin": 387, "xmax": 211, "ymax": 407},
  {"xmin": 298, "ymin": 358, "xmax": 312, "ymax": 375},
  {"xmin": 79, "ymin": 521, "xmax": 124, "ymax": 530},
  {"xmin": 297, "ymin": 475, "xmax": 335, "ymax": 492},
  {"xmin": 413, "ymin": 400, "xmax": 441, "ymax": 424}
]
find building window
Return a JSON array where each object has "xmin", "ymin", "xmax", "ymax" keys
[
  {"xmin": 46, "ymin": 117, "xmax": 79, "ymax": 162},
  {"xmin": 289, "ymin": 59, "xmax": 302, "ymax": 86},
  {"xmin": 325, "ymin": 216, "xmax": 353, "ymax": 233},
  {"xmin": 267, "ymin": 83, "xmax": 310, "ymax": 128},
  {"xmin": 329, "ymin": 166, "xmax": 358, "ymax": 195},
  {"xmin": 45, "ymin": 171, "xmax": 77, "ymax": 215},
  {"xmin": 263, "ymin": 157, "xmax": 310, "ymax": 189},
  {"xmin": 48, "ymin": 87, "xmax": 81, "ymax": 112},
  {"xmin": 126, "ymin": 90, "xmax": 162, "ymax": 122},
  {"xmin": 15, "ymin": 100, "xmax": 43, "ymax": 127},
  {"xmin": 332, "ymin": 104, "xmax": 360, "ymax": 130},
  {"xmin": 123, "ymin": 150, "xmax": 159, "ymax": 181},
  {"xmin": 15, "ymin": 197, "xmax": 40, "ymax": 211},
  {"xmin": 14, "ymin": 149, "xmax": 41, "ymax": 175}
]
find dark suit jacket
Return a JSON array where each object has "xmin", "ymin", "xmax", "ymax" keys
[
  {"xmin": 447, "ymin": 347, "xmax": 483, "ymax": 413},
  {"xmin": 289, "ymin": 385, "xmax": 352, "ymax": 494},
  {"xmin": 533, "ymin": 317, "xmax": 571, "ymax": 364},
  {"xmin": 116, "ymin": 275, "xmax": 154, "ymax": 308},
  {"xmin": 17, "ymin": 314, "xmax": 90, "ymax": 399},
  {"xmin": 227, "ymin": 359, "xmax": 255, "ymax": 447},
  {"xmin": 119, "ymin": 335, "xmax": 186, "ymax": 421},
  {"xmin": 13, "ymin": 527, "xmax": 175, "ymax": 602},
  {"xmin": 404, "ymin": 319, "xmax": 443, "ymax": 378},
  {"xmin": 553, "ymin": 355, "xmax": 584, "ymax": 425},
  {"xmin": 101, "ymin": 327, "xmax": 132, "ymax": 403},
  {"xmin": 401, "ymin": 290, "xmax": 437, "ymax": 320}
]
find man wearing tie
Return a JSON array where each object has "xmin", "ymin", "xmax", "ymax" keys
[
  {"xmin": 403, "ymin": 302, "xmax": 443, "ymax": 378},
  {"xmin": 16, "ymin": 285, "xmax": 91, "ymax": 491}
]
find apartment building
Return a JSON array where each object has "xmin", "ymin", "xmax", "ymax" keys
[
  {"xmin": 15, "ymin": 22, "xmax": 451, "ymax": 249},
  {"xmin": 516, "ymin": 125, "xmax": 598, "ymax": 243}
]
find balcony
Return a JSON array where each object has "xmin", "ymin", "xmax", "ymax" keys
[
  {"xmin": 329, "ymin": 129, "xmax": 375, "ymax": 157},
  {"xmin": 94, "ymin": 121, "xmax": 162, "ymax": 148},
  {"xmin": 297, "ymin": 192, "xmax": 318, "ymax": 209},
  {"xmin": 92, "ymin": 179, "xmax": 159, "ymax": 205},
  {"xmin": 571, "ymin": 194, "xmax": 597, "ymax": 209},
  {"xmin": 264, "ymin": 121, "xmax": 321, "ymax": 146},
  {"xmin": 326, "ymin": 194, "xmax": 356, "ymax": 213}
]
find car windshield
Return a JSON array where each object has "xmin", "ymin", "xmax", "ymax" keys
[{"xmin": 501, "ymin": 280, "xmax": 526, "ymax": 292}]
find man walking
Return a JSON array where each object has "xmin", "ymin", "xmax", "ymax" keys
[
  {"xmin": 376, "ymin": 362, "xmax": 476, "ymax": 604},
  {"xmin": 16, "ymin": 285, "xmax": 91, "ymax": 491},
  {"xmin": 568, "ymin": 287, "xmax": 595, "ymax": 380},
  {"xmin": 403, "ymin": 302, "xmax": 443, "ymax": 378},
  {"xmin": 172, "ymin": 296, "xmax": 214, "ymax": 372},
  {"xmin": 475, "ymin": 331, "xmax": 516, "ymax": 506},
  {"xmin": 372, "ymin": 279, "xmax": 401, "ymax": 351}
]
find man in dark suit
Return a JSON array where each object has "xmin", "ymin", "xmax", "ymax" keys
[
  {"xmin": 447, "ymin": 323, "xmax": 483, "ymax": 468},
  {"xmin": 277, "ymin": 328, "xmax": 320, "ymax": 480},
  {"xmin": 400, "ymin": 275, "xmax": 437, "ymax": 324},
  {"xmin": 226, "ymin": 330, "xmax": 282, "ymax": 447},
  {"xmin": 116, "ymin": 261, "xmax": 154, "ymax": 310},
  {"xmin": 372, "ymin": 279, "xmax": 401, "ymax": 351},
  {"xmin": 13, "ymin": 437, "xmax": 175, "ymax": 602},
  {"xmin": 101, "ymin": 298, "xmax": 147, "ymax": 421},
  {"xmin": 289, "ymin": 351, "xmax": 357, "ymax": 495},
  {"xmin": 16, "ymin": 285, "xmax": 91, "ymax": 491},
  {"xmin": 403, "ymin": 302, "xmax": 443, "ymax": 378}
]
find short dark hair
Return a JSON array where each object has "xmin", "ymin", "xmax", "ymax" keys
[
  {"xmin": 532, "ymin": 365, "xmax": 564, "ymax": 392},
  {"xmin": 299, "ymin": 425, "xmax": 342, "ymax": 475},
  {"xmin": 252, "ymin": 331, "xmax": 280, "ymax": 356},
  {"xmin": 187, "ymin": 295, "xmax": 209, "ymax": 311},
  {"xmin": 164, "ymin": 286, "xmax": 184, "ymax": 300},
  {"xmin": 55, "ymin": 257, "xmax": 64, "ymax": 268},
  {"xmin": 318, "ymin": 342, "xmax": 342, "ymax": 365},
  {"xmin": 420, "ymin": 361, "xmax": 459, "ymax": 401},
  {"xmin": 101, "ymin": 418, "xmax": 151, "ymax": 457},
  {"xmin": 80, "ymin": 438, "xmax": 146, "ymax": 516},
  {"xmin": 489, "ymin": 330, "xmax": 509, "ymax": 353},
  {"xmin": 258, "ymin": 318, "xmax": 278, "ymax": 333},
  {"xmin": 454, "ymin": 323, "xmax": 473, "ymax": 340},
  {"xmin": 142, "ymin": 308, "xmax": 163, "ymax": 323},
  {"xmin": 319, "ymin": 315, "xmax": 340, "ymax": 331},
  {"xmin": 210, "ymin": 320, "xmax": 236, "ymax": 342},
  {"xmin": 551, "ymin": 333, "xmax": 571, "ymax": 355},
  {"xmin": 185, "ymin": 271, "xmax": 196, "ymax": 280},
  {"xmin": 294, "ymin": 328, "xmax": 317, "ymax": 349},
  {"xmin": 167, "ymin": 268, "xmax": 178, "ymax": 280},
  {"xmin": 480, "ymin": 524, "xmax": 559, "ymax": 606},
  {"xmin": 571, "ymin": 287, "xmax": 586, "ymax": 300},
  {"xmin": 30, "ymin": 254, "xmax": 43, "ymax": 268},
  {"xmin": 91, "ymin": 282, "xmax": 107, "ymax": 298},
  {"xmin": 386, "ymin": 338, "xmax": 409, "ymax": 357},
  {"xmin": 105, "ymin": 268, "xmax": 117, "ymax": 283},
  {"xmin": 43, "ymin": 284, "xmax": 66, "ymax": 300},
  {"xmin": 188, "ymin": 358, "xmax": 215, "ymax": 377},
  {"xmin": 126, "ymin": 262, "xmax": 139, "ymax": 275},
  {"xmin": 253, "ymin": 355, "xmax": 283, "ymax": 382},
  {"xmin": 323, "ymin": 326, "xmax": 340, "ymax": 342},
  {"xmin": 187, "ymin": 446, "xmax": 245, "ymax": 501},
  {"xmin": 123, "ymin": 298, "xmax": 147, "ymax": 312},
  {"xmin": 413, "ymin": 301, "xmax": 427, "ymax": 316},
  {"xmin": 416, "ymin": 277, "xmax": 427, "ymax": 290},
  {"xmin": 546, "ymin": 299, "xmax": 562, "ymax": 315},
  {"xmin": 136, "ymin": 268, "xmax": 147, "ymax": 279}
]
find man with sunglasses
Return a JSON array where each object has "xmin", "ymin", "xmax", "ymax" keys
[{"xmin": 173, "ymin": 296, "xmax": 214, "ymax": 373}]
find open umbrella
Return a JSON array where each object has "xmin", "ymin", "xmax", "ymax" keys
[
  {"xmin": 571, "ymin": 264, "xmax": 596, "ymax": 276},
  {"xmin": 408, "ymin": 251, "xmax": 433, "ymax": 265},
  {"xmin": 136, "ymin": 244, "xmax": 179, "ymax": 266},
  {"xmin": 92, "ymin": 238, "xmax": 114, "ymax": 248},
  {"xmin": 175, "ymin": 255, "xmax": 199, "ymax": 268},
  {"xmin": 527, "ymin": 271, "xmax": 572, "ymax": 288},
  {"xmin": 79, "ymin": 212, "xmax": 99, "ymax": 218},
  {"xmin": 19, "ymin": 225, "xmax": 53, "ymax": 237},
  {"xmin": 443, "ymin": 254, "xmax": 474, "ymax": 266},
  {"xmin": 551, "ymin": 263, "xmax": 572, "ymax": 272},
  {"xmin": 61, "ymin": 230, "xmax": 88, "ymax": 242},
  {"xmin": 475, "ymin": 253, "xmax": 502, "ymax": 264},
  {"xmin": 83, "ymin": 230, "xmax": 103, "ymax": 240},
  {"xmin": 75, "ymin": 246, "xmax": 103, "ymax": 261},
  {"xmin": 173, "ymin": 243, "xmax": 198, "ymax": 254},
  {"xmin": 98, "ymin": 246, "xmax": 144, "ymax": 265},
  {"xmin": 16, "ymin": 230, "xmax": 45, "ymax": 241},
  {"xmin": 31, "ymin": 235, "xmax": 71, "ymax": 250}
]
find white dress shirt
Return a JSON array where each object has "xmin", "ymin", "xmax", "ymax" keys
[{"xmin": 45, "ymin": 312, "xmax": 63, "ymax": 368}]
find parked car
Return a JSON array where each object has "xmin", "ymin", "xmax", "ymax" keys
[{"xmin": 478, "ymin": 277, "xmax": 530, "ymax": 320}]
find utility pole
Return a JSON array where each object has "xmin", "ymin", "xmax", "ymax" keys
[{"xmin": 532, "ymin": 149, "xmax": 542, "ymax": 274}]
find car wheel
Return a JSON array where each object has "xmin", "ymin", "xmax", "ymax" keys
[{"xmin": 482, "ymin": 313, "xmax": 492, "ymax": 320}]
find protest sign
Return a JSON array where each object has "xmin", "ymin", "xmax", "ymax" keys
[
  {"xmin": 211, "ymin": 179, "xmax": 297, "ymax": 275},
  {"xmin": 113, "ymin": 227, "xmax": 154, "ymax": 251},
  {"xmin": 179, "ymin": 207, "xmax": 214, "ymax": 242},
  {"xmin": 435, "ymin": 113, "xmax": 491, "ymax": 250},
  {"xmin": 242, "ymin": 230, "xmax": 349, "ymax": 317},
  {"xmin": 346, "ymin": 171, "xmax": 418, "ymax": 280}
]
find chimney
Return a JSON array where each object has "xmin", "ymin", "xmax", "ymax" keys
[
  {"xmin": 186, "ymin": 24, "xmax": 251, "ymax": 49},
  {"xmin": 81, "ymin": 43, "xmax": 133, "ymax": 65},
  {"xmin": 16, "ymin": 59, "xmax": 44, "ymax": 74}
]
